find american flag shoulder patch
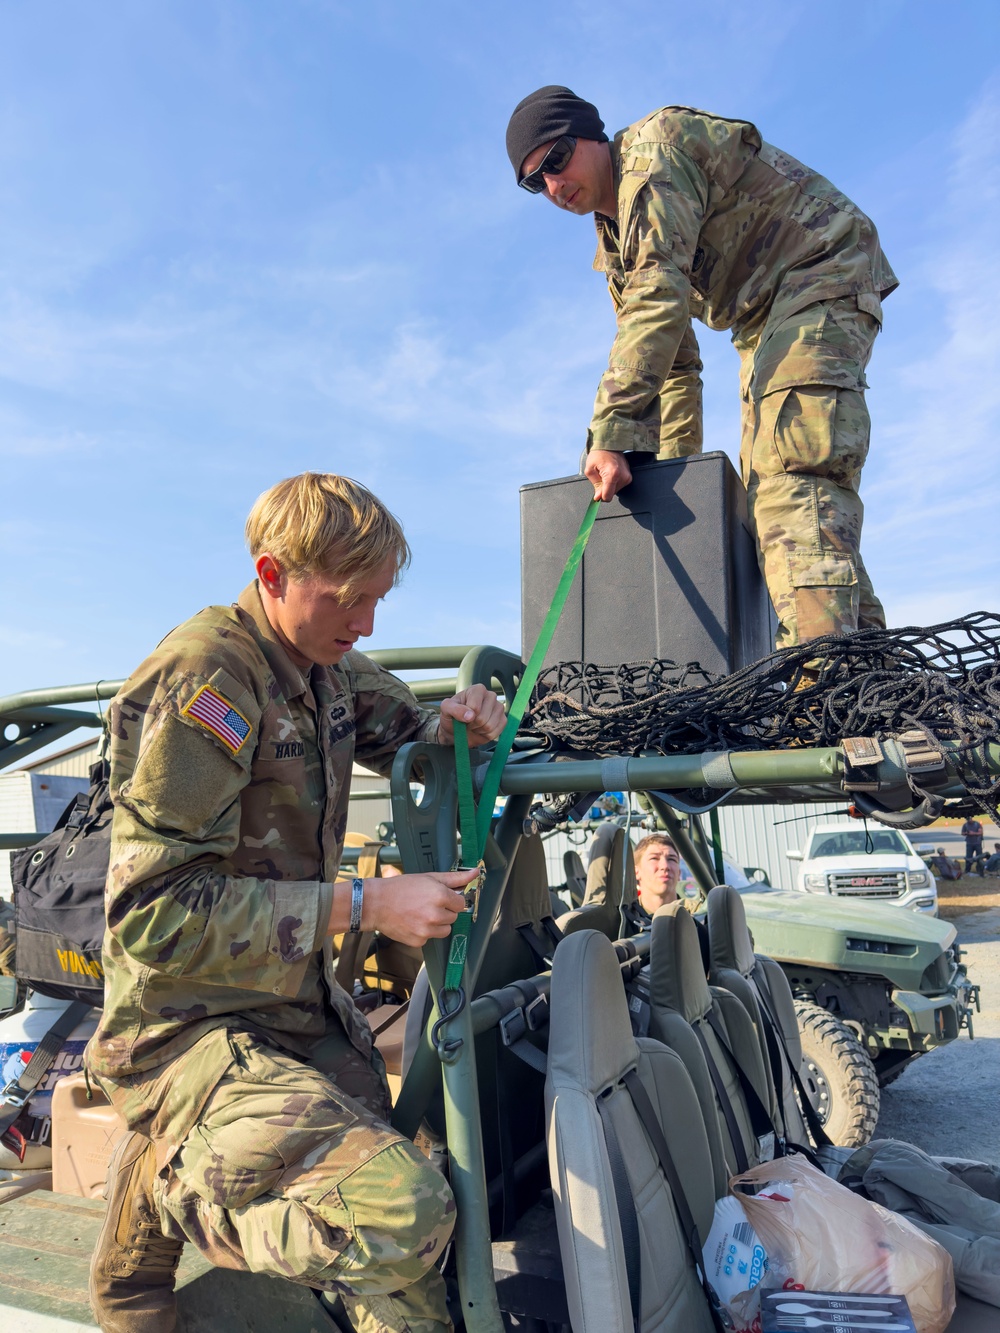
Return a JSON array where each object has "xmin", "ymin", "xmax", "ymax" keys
[{"xmin": 181, "ymin": 685, "xmax": 252, "ymax": 755}]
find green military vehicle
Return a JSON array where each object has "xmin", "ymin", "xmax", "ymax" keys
[
  {"xmin": 535, "ymin": 810, "xmax": 976, "ymax": 1147},
  {"xmin": 736, "ymin": 882, "xmax": 975, "ymax": 1143}
]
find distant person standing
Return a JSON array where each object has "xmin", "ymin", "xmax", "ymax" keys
[{"xmin": 961, "ymin": 816, "xmax": 985, "ymax": 876}]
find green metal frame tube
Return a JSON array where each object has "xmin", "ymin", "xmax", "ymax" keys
[
  {"xmin": 417, "ymin": 919, "xmax": 507, "ymax": 1333},
  {"xmin": 688, "ymin": 814, "xmax": 715, "ymax": 880},
  {"xmin": 491, "ymin": 748, "xmax": 843, "ymax": 794},
  {"xmin": 0, "ymin": 681, "xmax": 124, "ymax": 713},
  {"xmin": 406, "ymin": 677, "xmax": 455, "ymax": 702},
  {"xmin": 365, "ymin": 646, "xmax": 477, "ymax": 670},
  {"xmin": 0, "ymin": 833, "xmax": 42, "ymax": 850},
  {"xmin": 708, "ymin": 807, "xmax": 726, "ymax": 882},
  {"xmin": 0, "ymin": 721, "xmax": 91, "ymax": 771}
]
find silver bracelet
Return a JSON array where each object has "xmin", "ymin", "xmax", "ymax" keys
[{"xmin": 348, "ymin": 877, "xmax": 364, "ymax": 934}]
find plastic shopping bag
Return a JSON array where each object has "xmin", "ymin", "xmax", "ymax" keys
[
  {"xmin": 730, "ymin": 1154, "xmax": 955, "ymax": 1333},
  {"xmin": 702, "ymin": 1195, "xmax": 769, "ymax": 1332}
]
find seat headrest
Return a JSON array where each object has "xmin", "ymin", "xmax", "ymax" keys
[
  {"xmin": 501, "ymin": 832, "xmax": 556, "ymax": 929},
  {"xmin": 563, "ymin": 849, "xmax": 586, "ymax": 880},
  {"xmin": 649, "ymin": 901, "xmax": 712, "ymax": 1025},
  {"xmin": 583, "ymin": 825, "xmax": 638, "ymax": 911},
  {"xmin": 548, "ymin": 929, "xmax": 638, "ymax": 1095},
  {"xmin": 706, "ymin": 884, "xmax": 756, "ymax": 978}
]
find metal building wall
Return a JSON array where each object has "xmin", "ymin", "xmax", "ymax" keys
[
  {"xmin": 0, "ymin": 772, "xmax": 90, "ymax": 898},
  {"xmin": 345, "ymin": 765, "xmax": 392, "ymax": 842},
  {"xmin": 20, "ymin": 737, "xmax": 101, "ymax": 779}
]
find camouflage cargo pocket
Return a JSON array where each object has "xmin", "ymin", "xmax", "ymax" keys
[
  {"xmin": 171, "ymin": 1032, "xmax": 363, "ymax": 1209},
  {"xmin": 786, "ymin": 549, "xmax": 858, "ymax": 590},
  {"xmin": 785, "ymin": 549, "xmax": 860, "ymax": 642},
  {"xmin": 748, "ymin": 297, "xmax": 879, "ymax": 400},
  {"xmin": 764, "ymin": 384, "xmax": 871, "ymax": 484}
]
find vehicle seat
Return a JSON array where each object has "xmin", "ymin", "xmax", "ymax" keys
[
  {"xmin": 558, "ymin": 826, "xmax": 641, "ymax": 941},
  {"xmin": 475, "ymin": 832, "xmax": 562, "ymax": 995},
  {"xmin": 709, "ymin": 890, "xmax": 794, "ymax": 1141},
  {"xmin": 647, "ymin": 901, "xmax": 775, "ymax": 1178},
  {"xmin": 563, "ymin": 848, "xmax": 587, "ymax": 907},
  {"xmin": 401, "ymin": 835, "xmax": 557, "ymax": 1232},
  {"xmin": 403, "ymin": 832, "xmax": 563, "ymax": 1077},
  {"xmin": 546, "ymin": 929, "xmax": 717, "ymax": 1333}
]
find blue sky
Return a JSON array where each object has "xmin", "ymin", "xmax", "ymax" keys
[{"xmin": 2, "ymin": 1, "xmax": 999, "ymax": 703}]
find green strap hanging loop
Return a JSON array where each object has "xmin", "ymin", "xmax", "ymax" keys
[
  {"xmin": 472, "ymin": 498, "xmax": 599, "ymax": 856},
  {"xmin": 439, "ymin": 497, "xmax": 600, "ymax": 1005}
]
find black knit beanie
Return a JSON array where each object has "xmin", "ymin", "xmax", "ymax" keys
[{"xmin": 506, "ymin": 85, "xmax": 607, "ymax": 181}]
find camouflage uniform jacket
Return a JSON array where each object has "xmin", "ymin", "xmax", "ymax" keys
[
  {"xmin": 589, "ymin": 106, "xmax": 899, "ymax": 454},
  {"xmin": 87, "ymin": 582, "xmax": 438, "ymax": 1153}
]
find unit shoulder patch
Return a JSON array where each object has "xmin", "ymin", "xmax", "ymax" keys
[{"xmin": 182, "ymin": 684, "xmax": 253, "ymax": 754}]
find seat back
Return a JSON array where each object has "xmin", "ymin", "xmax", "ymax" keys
[
  {"xmin": 476, "ymin": 832, "xmax": 562, "ymax": 993},
  {"xmin": 706, "ymin": 885, "xmax": 810, "ymax": 1146},
  {"xmin": 705, "ymin": 886, "xmax": 783, "ymax": 1130},
  {"xmin": 402, "ymin": 835, "xmax": 556, "ymax": 1226},
  {"xmin": 546, "ymin": 929, "xmax": 717, "ymax": 1333},
  {"xmin": 559, "ymin": 825, "xmax": 640, "ymax": 941},
  {"xmin": 563, "ymin": 848, "xmax": 587, "ymax": 907},
  {"xmin": 647, "ymin": 902, "xmax": 775, "ymax": 1178}
]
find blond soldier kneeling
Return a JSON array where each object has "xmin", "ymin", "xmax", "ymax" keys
[{"xmin": 86, "ymin": 474, "xmax": 505, "ymax": 1333}]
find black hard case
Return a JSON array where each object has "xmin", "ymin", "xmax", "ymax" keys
[{"xmin": 520, "ymin": 452, "xmax": 775, "ymax": 675}]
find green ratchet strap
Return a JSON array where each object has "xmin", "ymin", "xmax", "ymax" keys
[
  {"xmin": 474, "ymin": 497, "xmax": 599, "ymax": 855},
  {"xmin": 442, "ymin": 497, "xmax": 600, "ymax": 995},
  {"xmin": 443, "ymin": 714, "xmax": 481, "ymax": 991}
]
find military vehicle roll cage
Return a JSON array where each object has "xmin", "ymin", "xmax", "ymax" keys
[{"xmin": 2, "ymin": 644, "xmax": 997, "ymax": 1332}]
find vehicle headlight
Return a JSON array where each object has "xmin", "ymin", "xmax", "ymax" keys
[
  {"xmin": 908, "ymin": 869, "xmax": 931, "ymax": 888},
  {"xmin": 802, "ymin": 873, "xmax": 828, "ymax": 892}
]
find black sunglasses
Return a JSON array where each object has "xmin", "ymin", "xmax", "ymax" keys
[{"xmin": 518, "ymin": 136, "xmax": 577, "ymax": 194}]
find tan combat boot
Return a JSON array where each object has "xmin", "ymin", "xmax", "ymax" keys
[{"xmin": 90, "ymin": 1131, "xmax": 183, "ymax": 1332}]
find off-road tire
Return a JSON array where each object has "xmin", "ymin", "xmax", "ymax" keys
[{"xmin": 794, "ymin": 1000, "xmax": 880, "ymax": 1147}]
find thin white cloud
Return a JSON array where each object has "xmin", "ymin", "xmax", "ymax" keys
[{"xmin": 859, "ymin": 77, "xmax": 1000, "ymax": 622}]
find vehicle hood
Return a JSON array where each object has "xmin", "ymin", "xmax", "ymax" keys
[
  {"xmin": 740, "ymin": 890, "xmax": 955, "ymax": 991},
  {"xmin": 804, "ymin": 854, "xmax": 919, "ymax": 870}
]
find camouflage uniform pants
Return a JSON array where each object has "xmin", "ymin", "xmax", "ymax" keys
[
  {"xmin": 656, "ymin": 295, "xmax": 886, "ymax": 648},
  {"xmin": 152, "ymin": 1032, "xmax": 454, "ymax": 1333},
  {"xmin": 736, "ymin": 296, "xmax": 886, "ymax": 648}
]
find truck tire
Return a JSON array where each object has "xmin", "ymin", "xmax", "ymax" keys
[{"xmin": 794, "ymin": 1000, "xmax": 880, "ymax": 1147}]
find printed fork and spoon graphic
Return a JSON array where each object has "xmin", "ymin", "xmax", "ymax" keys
[
  {"xmin": 774, "ymin": 1313, "xmax": 908, "ymax": 1332},
  {"xmin": 772, "ymin": 1295, "xmax": 910, "ymax": 1330}
]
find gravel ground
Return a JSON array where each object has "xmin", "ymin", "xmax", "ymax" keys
[{"xmin": 873, "ymin": 892, "xmax": 1000, "ymax": 1164}]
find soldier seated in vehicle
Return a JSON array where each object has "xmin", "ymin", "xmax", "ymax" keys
[
  {"xmin": 634, "ymin": 833, "xmax": 682, "ymax": 915},
  {"xmin": 85, "ymin": 472, "xmax": 505, "ymax": 1333}
]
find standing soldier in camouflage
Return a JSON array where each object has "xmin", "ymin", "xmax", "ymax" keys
[
  {"xmin": 507, "ymin": 86, "xmax": 897, "ymax": 647},
  {"xmin": 86, "ymin": 473, "xmax": 506, "ymax": 1333}
]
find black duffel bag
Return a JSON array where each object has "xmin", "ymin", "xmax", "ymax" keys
[{"xmin": 10, "ymin": 758, "xmax": 111, "ymax": 1006}]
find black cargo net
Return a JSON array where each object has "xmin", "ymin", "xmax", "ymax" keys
[{"xmin": 526, "ymin": 613, "xmax": 1000, "ymax": 821}]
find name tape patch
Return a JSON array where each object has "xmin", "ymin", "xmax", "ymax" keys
[{"xmin": 183, "ymin": 685, "xmax": 252, "ymax": 754}]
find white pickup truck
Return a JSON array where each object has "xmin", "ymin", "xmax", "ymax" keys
[{"xmin": 786, "ymin": 820, "xmax": 939, "ymax": 914}]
